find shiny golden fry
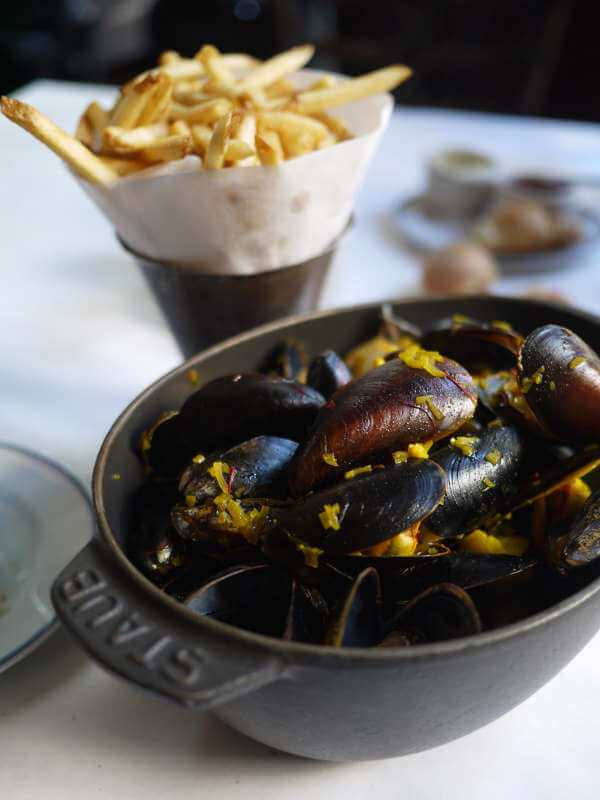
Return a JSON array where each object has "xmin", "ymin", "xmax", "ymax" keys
[
  {"xmin": 169, "ymin": 119, "xmax": 192, "ymax": 137},
  {"xmin": 111, "ymin": 71, "xmax": 165, "ymax": 129},
  {"xmin": 225, "ymin": 139, "xmax": 256, "ymax": 163},
  {"xmin": 257, "ymin": 110, "xmax": 330, "ymax": 145},
  {"xmin": 97, "ymin": 154, "xmax": 150, "ymax": 177},
  {"xmin": 238, "ymin": 44, "xmax": 315, "ymax": 90},
  {"xmin": 168, "ymin": 97, "xmax": 232, "ymax": 125},
  {"xmin": 102, "ymin": 122, "xmax": 169, "ymax": 154},
  {"xmin": 172, "ymin": 87, "xmax": 212, "ymax": 105},
  {"xmin": 1, "ymin": 95, "xmax": 117, "ymax": 184},
  {"xmin": 291, "ymin": 64, "xmax": 412, "ymax": 113},
  {"xmin": 264, "ymin": 78, "xmax": 296, "ymax": 98},
  {"xmin": 197, "ymin": 44, "xmax": 236, "ymax": 86},
  {"xmin": 137, "ymin": 72, "xmax": 173, "ymax": 126},
  {"xmin": 158, "ymin": 50, "xmax": 181, "ymax": 66},
  {"xmin": 1, "ymin": 44, "xmax": 412, "ymax": 180},
  {"xmin": 140, "ymin": 133, "xmax": 191, "ymax": 163},
  {"xmin": 219, "ymin": 53, "xmax": 262, "ymax": 71},
  {"xmin": 204, "ymin": 111, "xmax": 232, "ymax": 169},
  {"xmin": 190, "ymin": 124, "xmax": 212, "ymax": 155},
  {"xmin": 76, "ymin": 101, "xmax": 108, "ymax": 149},
  {"xmin": 256, "ymin": 130, "xmax": 284, "ymax": 165},
  {"xmin": 159, "ymin": 58, "xmax": 205, "ymax": 82},
  {"xmin": 305, "ymin": 75, "xmax": 338, "ymax": 92},
  {"xmin": 310, "ymin": 111, "xmax": 351, "ymax": 141}
]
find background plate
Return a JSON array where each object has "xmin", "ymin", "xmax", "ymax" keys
[
  {"xmin": 0, "ymin": 442, "xmax": 94, "ymax": 673},
  {"xmin": 393, "ymin": 194, "xmax": 600, "ymax": 274}
]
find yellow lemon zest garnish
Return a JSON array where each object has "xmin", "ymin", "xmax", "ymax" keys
[
  {"xmin": 192, "ymin": 453, "xmax": 205, "ymax": 464},
  {"xmin": 297, "ymin": 543, "xmax": 323, "ymax": 568},
  {"xmin": 187, "ymin": 368, "xmax": 199, "ymax": 384},
  {"xmin": 491, "ymin": 320, "xmax": 513, "ymax": 331},
  {"xmin": 318, "ymin": 502, "xmax": 341, "ymax": 531},
  {"xmin": 487, "ymin": 418, "xmax": 503, "ymax": 427},
  {"xmin": 450, "ymin": 435, "xmax": 479, "ymax": 457},
  {"xmin": 185, "ymin": 494, "xmax": 196, "ymax": 507},
  {"xmin": 407, "ymin": 440, "xmax": 433, "ymax": 459},
  {"xmin": 415, "ymin": 394, "xmax": 445, "ymax": 421},
  {"xmin": 208, "ymin": 461, "xmax": 230, "ymax": 494},
  {"xmin": 373, "ymin": 356, "xmax": 386, "ymax": 367},
  {"xmin": 392, "ymin": 450, "xmax": 408, "ymax": 463},
  {"xmin": 482, "ymin": 477, "xmax": 495, "ymax": 489},
  {"xmin": 397, "ymin": 344, "xmax": 446, "ymax": 377},
  {"xmin": 549, "ymin": 380, "xmax": 557, "ymax": 391},
  {"xmin": 322, "ymin": 452, "xmax": 339, "ymax": 467},
  {"xmin": 212, "ymin": 492, "xmax": 271, "ymax": 545},
  {"xmin": 485, "ymin": 449, "xmax": 502, "ymax": 466},
  {"xmin": 569, "ymin": 357, "xmax": 586, "ymax": 370},
  {"xmin": 452, "ymin": 313, "xmax": 472, "ymax": 324},
  {"xmin": 532, "ymin": 366, "xmax": 545, "ymax": 385},
  {"xmin": 344, "ymin": 465, "xmax": 373, "ymax": 479}
]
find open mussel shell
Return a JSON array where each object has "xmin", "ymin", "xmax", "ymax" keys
[
  {"xmin": 420, "ymin": 316, "xmax": 522, "ymax": 372},
  {"xmin": 519, "ymin": 324, "xmax": 600, "ymax": 441},
  {"xmin": 306, "ymin": 350, "xmax": 353, "ymax": 398},
  {"xmin": 427, "ymin": 424, "xmax": 526, "ymax": 537},
  {"xmin": 327, "ymin": 552, "xmax": 538, "ymax": 606},
  {"xmin": 511, "ymin": 442, "xmax": 600, "ymax": 511},
  {"xmin": 476, "ymin": 371, "xmax": 549, "ymax": 437},
  {"xmin": 178, "ymin": 436, "xmax": 298, "ymax": 503},
  {"xmin": 325, "ymin": 568, "xmax": 382, "ymax": 647},
  {"xmin": 384, "ymin": 583, "xmax": 482, "ymax": 644},
  {"xmin": 283, "ymin": 583, "xmax": 330, "ymax": 643},
  {"xmin": 258, "ymin": 338, "xmax": 308, "ymax": 381},
  {"xmin": 184, "ymin": 563, "xmax": 328, "ymax": 643},
  {"xmin": 142, "ymin": 411, "xmax": 192, "ymax": 478},
  {"xmin": 185, "ymin": 563, "xmax": 293, "ymax": 638},
  {"xmin": 288, "ymin": 355, "xmax": 476, "ymax": 495},
  {"xmin": 276, "ymin": 459, "xmax": 446, "ymax": 554},
  {"xmin": 557, "ymin": 487, "xmax": 600, "ymax": 570}
]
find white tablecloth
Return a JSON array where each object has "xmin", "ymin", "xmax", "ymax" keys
[{"xmin": 2, "ymin": 80, "xmax": 600, "ymax": 799}]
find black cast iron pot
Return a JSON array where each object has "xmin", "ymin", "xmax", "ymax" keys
[{"xmin": 52, "ymin": 297, "xmax": 600, "ymax": 761}]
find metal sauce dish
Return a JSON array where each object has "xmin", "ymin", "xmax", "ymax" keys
[{"xmin": 52, "ymin": 297, "xmax": 600, "ymax": 761}]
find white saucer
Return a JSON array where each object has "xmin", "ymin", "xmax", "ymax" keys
[
  {"xmin": 0, "ymin": 443, "xmax": 94, "ymax": 673},
  {"xmin": 394, "ymin": 194, "xmax": 600, "ymax": 274}
]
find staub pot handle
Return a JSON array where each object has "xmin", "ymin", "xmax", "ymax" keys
[{"xmin": 51, "ymin": 540, "xmax": 285, "ymax": 709}]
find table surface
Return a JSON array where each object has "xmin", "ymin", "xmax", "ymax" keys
[{"xmin": 2, "ymin": 80, "xmax": 600, "ymax": 798}]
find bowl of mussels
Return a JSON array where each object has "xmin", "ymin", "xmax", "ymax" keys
[{"xmin": 52, "ymin": 296, "xmax": 600, "ymax": 761}]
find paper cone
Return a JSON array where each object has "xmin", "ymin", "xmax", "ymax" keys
[{"xmin": 75, "ymin": 70, "xmax": 392, "ymax": 273}]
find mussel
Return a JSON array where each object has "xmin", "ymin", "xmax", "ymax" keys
[
  {"xmin": 143, "ymin": 374, "xmax": 324, "ymax": 478},
  {"xmin": 129, "ymin": 309, "xmax": 600, "ymax": 649},
  {"xmin": 306, "ymin": 350, "xmax": 353, "ymax": 398},
  {"xmin": 421, "ymin": 316, "xmax": 522, "ymax": 372},
  {"xmin": 288, "ymin": 350, "xmax": 476, "ymax": 495},
  {"xmin": 519, "ymin": 324, "xmax": 600, "ymax": 441}
]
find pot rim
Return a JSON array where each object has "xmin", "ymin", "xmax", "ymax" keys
[{"xmin": 93, "ymin": 294, "xmax": 600, "ymax": 664}]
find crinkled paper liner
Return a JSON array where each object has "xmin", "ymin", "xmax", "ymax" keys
[{"xmin": 75, "ymin": 71, "xmax": 393, "ymax": 274}]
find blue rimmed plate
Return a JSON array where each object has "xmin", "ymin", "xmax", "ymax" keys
[{"xmin": 0, "ymin": 442, "xmax": 94, "ymax": 673}]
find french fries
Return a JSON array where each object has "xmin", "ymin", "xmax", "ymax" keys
[
  {"xmin": 1, "ymin": 96, "xmax": 118, "ymax": 184},
  {"xmin": 1, "ymin": 44, "xmax": 412, "ymax": 184}
]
